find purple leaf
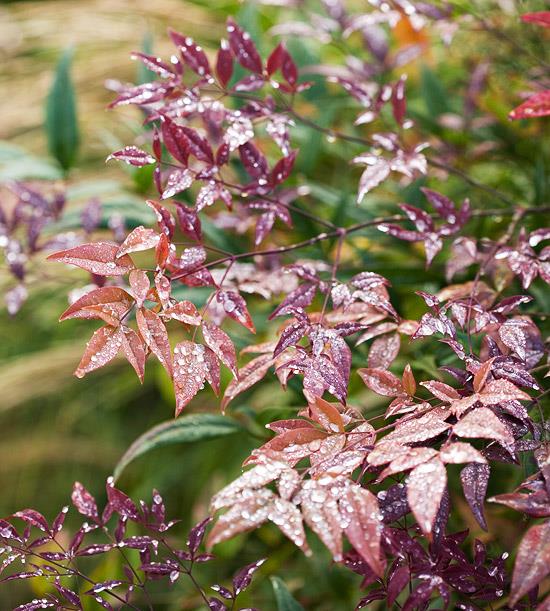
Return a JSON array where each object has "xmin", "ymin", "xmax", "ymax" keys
[{"xmin": 460, "ymin": 463, "xmax": 490, "ymax": 530}]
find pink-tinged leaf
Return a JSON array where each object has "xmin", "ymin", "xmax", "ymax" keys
[
  {"xmin": 227, "ymin": 18, "xmax": 262, "ymax": 74},
  {"xmin": 74, "ymin": 326, "xmax": 123, "ymax": 378},
  {"xmin": 308, "ymin": 397, "xmax": 345, "ymax": 433},
  {"xmin": 255, "ymin": 212, "xmax": 276, "ymax": 246},
  {"xmin": 489, "ymin": 492, "xmax": 550, "ymax": 518},
  {"xmin": 120, "ymin": 328, "xmax": 146, "ymax": 383},
  {"xmin": 407, "ymin": 457, "xmax": 447, "ymax": 537},
  {"xmin": 129, "ymin": 270, "xmax": 150, "ymax": 308},
  {"xmin": 498, "ymin": 318, "xmax": 530, "ymax": 361},
  {"xmin": 208, "ymin": 492, "xmax": 273, "ymax": 547},
  {"xmin": 60, "ymin": 287, "xmax": 133, "ymax": 326},
  {"xmin": 479, "ymin": 379, "xmax": 531, "ymax": 404},
  {"xmin": 380, "ymin": 447, "xmax": 439, "ymax": 479},
  {"xmin": 510, "ymin": 521, "xmax": 550, "ymax": 604},
  {"xmin": 299, "ymin": 478, "xmax": 345, "ymax": 561},
  {"xmin": 460, "ymin": 462, "xmax": 490, "ymax": 530},
  {"xmin": 175, "ymin": 204, "xmax": 202, "ymax": 242},
  {"xmin": 210, "ymin": 460, "xmax": 288, "ymax": 510},
  {"xmin": 162, "ymin": 168, "xmax": 194, "ymax": 200},
  {"xmin": 270, "ymin": 282, "xmax": 317, "ymax": 319},
  {"xmin": 358, "ymin": 368, "xmax": 404, "ymax": 397},
  {"xmin": 356, "ymin": 160, "xmax": 391, "ymax": 203},
  {"xmin": 117, "ymin": 225, "xmax": 160, "ymax": 258},
  {"xmin": 13, "ymin": 510, "xmax": 49, "ymax": 533},
  {"xmin": 383, "ymin": 410, "xmax": 451, "ymax": 445},
  {"xmin": 341, "ymin": 484, "xmax": 385, "ymax": 577},
  {"xmin": 267, "ymin": 499, "xmax": 309, "ymax": 553},
  {"xmin": 521, "ymin": 11, "xmax": 550, "ymax": 26},
  {"xmin": 420, "ymin": 380, "xmax": 460, "ymax": 402},
  {"xmin": 202, "ymin": 322, "xmax": 237, "ymax": 376},
  {"xmin": 509, "ymin": 90, "xmax": 550, "ymax": 119},
  {"xmin": 154, "ymin": 272, "xmax": 171, "ymax": 308},
  {"xmin": 204, "ymin": 346, "xmax": 221, "ymax": 395},
  {"xmin": 453, "ymin": 407, "xmax": 513, "ymax": 447},
  {"xmin": 107, "ymin": 146, "xmax": 155, "ymax": 166},
  {"xmin": 164, "ymin": 301, "xmax": 201, "ymax": 325},
  {"xmin": 440, "ymin": 442, "xmax": 486, "ymax": 464},
  {"xmin": 109, "ymin": 81, "xmax": 172, "ymax": 107},
  {"xmin": 48, "ymin": 242, "xmax": 135, "ymax": 276},
  {"xmin": 130, "ymin": 51, "xmax": 175, "ymax": 78},
  {"xmin": 216, "ymin": 40, "xmax": 233, "ymax": 88},
  {"xmin": 169, "ymin": 29, "xmax": 211, "ymax": 76},
  {"xmin": 136, "ymin": 308, "xmax": 173, "ymax": 377},
  {"xmin": 172, "ymin": 341, "xmax": 209, "ymax": 415},
  {"xmin": 222, "ymin": 353, "xmax": 274, "ymax": 411},
  {"xmin": 216, "ymin": 290, "xmax": 256, "ymax": 332},
  {"xmin": 377, "ymin": 223, "xmax": 423, "ymax": 242},
  {"xmin": 72, "ymin": 482, "xmax": 99, "ymax": 520},
  {"xmin": 368, "ymin": 333, "xmax": 400, "ymax": 369}
]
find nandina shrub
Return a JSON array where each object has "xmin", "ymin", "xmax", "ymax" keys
[{"xmin": 1, "ymin": 3, "xmax": 550, "ymax": 610}]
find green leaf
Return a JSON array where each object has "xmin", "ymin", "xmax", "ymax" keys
[
  {"xmin": 45, "ymin": 48, "xmax": 80, "ymax": 172},
  {"xmin": 113, "ymin": 414, "xmax": 243, "ymax": 480},
  {"xmin": 271, "ymin": 577, "xmax": 305, "ymax": 611},
  {"xmin": 420, "ymin": 64, "xmax": 449, "ymax": 118}
]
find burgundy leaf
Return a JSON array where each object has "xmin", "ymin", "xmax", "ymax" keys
[
  {"xmin": 107, "ymin": 146, "xmax": 155, "ymax": 166},
  {"xmin": 71, "ymin": 482, "xmax": 99, "ymax": 521},
  {"xmin": 358, "ymin": 368, "xmax": 404, "ymax": 397},
  {"xmin": 460, "ymin": 463, "xmax": 490, "ymax": 530},
  {"xmin": 216, "ymin": 40, "xmax": 234, "ymax": 88},
  {"xmin": 169, "ymin": 29, "xmax": 211, "ymax": 76},
  {"xmin": 227, "ymin": 18, "xmax": 262, "ymax": 74}
]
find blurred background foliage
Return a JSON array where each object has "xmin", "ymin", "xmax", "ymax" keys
[{"xmin": 0, "ymin": 0, "xmax": 549, "ymax": 608}]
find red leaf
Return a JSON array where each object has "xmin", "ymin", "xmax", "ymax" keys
[
  {"xmin": 407, "ymin": 457, "xmax": 447, "ymax": 536},
  {"xmin": 48, "ymin": 242, "xmax": 135, "ymax": 276},
  {"xmin": 120, "ymin": 328, "xmax": 146, "ymax": 383},
  {"xmin": 74, "ymin": 326, "xmax": 123, "ymax": 378},
  {"xmin": 358, "ymin": 368, "xmax": 404, "ymax": 397},
  {"xmin": 227, "ymin": 18, "xmax": 262, "ymax": 74},
  {"xmin": 202, "ymin": 322, "xmax": 237, "ymax": 376},
  {"xmin": 510, "ymin": 521, "xmax": 550, "ymax": 604},
  {"xmin": 136, "ymin": 308, "xmax": 173, "ymax": 377},
  {"xmin": 107, "ymin": 146, "xmax": 155, "ymax": 166},
  {"xmin": 521, "ymin": 11, "xmax": 550, "ymax": 27},
  {"xmin": 60, "ymin": 287, "xmax": 133, "ymax": 326},
  {"xmin": 509, "ymin": 90, "xmax": 550, "ymax": 120},
  {"xmin": 341, "ymin": 484, "xmax": 385, "ymax": 577},
  {"xmin": 489, "ymin": 492, "xmax": 550, "ymax": 518}
]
